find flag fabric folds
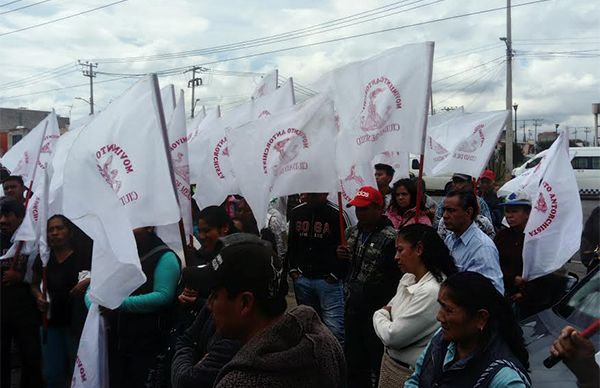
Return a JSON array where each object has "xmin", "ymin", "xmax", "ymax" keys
[
  {"xmin": 190, "ymin": 79, "xmax": 295, "ymax": 209},
  {"xmin": 522, "ymin": 131, "xmax": 582, "ymax": 280},
  {"xmin": 63, "ymin": 75, "xmax": 180, "ymax": 308},
  {"xmin": 424, "ymin": 110, "xmax": 509, "ymax": 178},
  {"xmin": 228, "ymin": 94, "xmax": 338, "ymax": 228},
  {"xmin": 319, "ymin": 42, "xmax": 434, "ymax": 164}
]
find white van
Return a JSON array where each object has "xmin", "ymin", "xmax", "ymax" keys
[{"xmin": 513, "ymin": 147, "xmax": 600, "ymax": 196}]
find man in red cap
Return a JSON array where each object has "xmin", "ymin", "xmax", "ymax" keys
[
  {"xmin": 337, "ymin": 186, "xmax": 401, "ymax": 388},
  {"xmin": 478, "ymin": 169, "xmax": 502, "ymax": 229}
]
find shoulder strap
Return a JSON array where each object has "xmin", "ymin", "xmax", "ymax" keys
[
  {"xmin": 473, "ymin": 359, "xmax": 531, "ymax": 388},
  {"xmin": 139, "ymin": 245, "xmax": 170, "ymax": 264}
]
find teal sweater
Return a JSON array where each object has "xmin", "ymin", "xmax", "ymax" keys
[{"xmin": 86, "ymin": 252, "xmax": 180, "ymax": 313}]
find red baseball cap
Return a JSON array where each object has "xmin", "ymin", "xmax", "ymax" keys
[
  {"xmin": 480, "ymin": 169, "xmax": 496, "ymax": 181},
  {"xmin": 347, "ymin": 186, "xmax": 384, "ymax": 208}
]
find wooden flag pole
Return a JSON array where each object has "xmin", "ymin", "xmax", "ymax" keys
[
  {"xmin": 151, "ymin": 74, "xmax": 192, "ymax": 267},
  {"xmin": 414, "ymin": 154, "xmax": 425, "ymax": 222}
]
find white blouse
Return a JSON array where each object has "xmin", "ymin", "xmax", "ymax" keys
[{"xmin": 372, "ymin": 271, "xmax": 442, "ymax": 366}]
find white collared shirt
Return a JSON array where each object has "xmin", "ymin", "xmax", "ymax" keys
[{"xmin": 372, "ymin": 271, "xmax": 442, "ymax": 366}]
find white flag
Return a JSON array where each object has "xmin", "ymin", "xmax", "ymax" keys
[
  {"xmin": 424, "ymin": 110, "xmax": 509, "ymax": 178},
  {"xmin": 71, "ymin": 304, "xmax": 109, "ymax": 388},
  {"xmin": 63, "ymin": 75, "xmax": 179, "ymax": 308},
  {"xmin": 161, "ymin": 84, "xmax": 177, "ymax": 118},
  {"xmin": 522, "ymin": 131, "xmax": 582, "ymax": 280},
  {"xmin": 1, "ymin": 110, "xmax": 60, "ymax": 190},
  {"xmin": 156, "ymin": 90, "xmax": 193, "ymax": 258},
  {"xmin": 252, "ymin": 69, "xmax": 278, "ymax": 99},
  {"xmin": 0, "ymin": 112, "xmax": 60, "ymax": 262},
  {"xmin": 319, "ymin": 43, "xmax": 433, "ymax": 164},
  {"xmin": 228, "ymin": 94, "xmax": 338, "ymax": 228},
  {"xmin": 190, "ymin": 80, "xmax": 295, "ymax": 209}
]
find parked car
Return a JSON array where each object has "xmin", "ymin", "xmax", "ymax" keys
[
  {"xmin": 512, "ymin": 147, "xmax": 600, "ymax": 197},
  {"xmin": 409, "ymin": 155, "xmax": 453, "ymax": 193},
  {"xmin": 521, "ymin": 266, "xmax": 599, "ymax": 387}
]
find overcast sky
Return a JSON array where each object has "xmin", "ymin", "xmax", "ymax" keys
[{"xmin": 0, "ymin": 0, "xmax": 598, "ymax": 139}]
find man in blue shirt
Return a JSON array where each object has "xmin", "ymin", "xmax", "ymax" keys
[{"xmin": 442, "ymin": 190, "xmax": 504, "ymax": 294}]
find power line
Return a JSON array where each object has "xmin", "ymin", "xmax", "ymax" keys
[
  {"xmin": 89, "ymin": 0, "xmax": 440, "ymax": 64},
  {"xmin": 433, "ymin": 56, "xmax": 505, "ymax": 83},
  {"xmin": 0, "ymin": 63, "xmax": 76, "ymax": 89},
  {"xmin": 0, "ymin": 0, "xmax": 23, "ymax": 7},
  {"xmin": 0, "ymin": 76, "xmax": 131, "ymax": 100},
  {"xmin": 90, "ymin": 0, "xmax": 552, "ymax": 78},
  {"xmin": 0, "ymin": 0, "xmax": 128, "ymax": 38},
  {"xmin": 0, "ymin": 0, "xmax": 53, "ymax": 16}
]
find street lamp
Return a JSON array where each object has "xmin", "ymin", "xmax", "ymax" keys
[
  {"xmin": 75, "ymin": 97, "xmax": 93, "ymax": 115},
  {"xmin": 512, "ymin": 103, "xmax": 518, "ymax": 144},
  {"xmin": 555, "ymin": 123, "xmax": 559, "ymax": 135}
]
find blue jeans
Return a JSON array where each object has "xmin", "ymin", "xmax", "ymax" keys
[
  {"xmin": 41, "ymin": 326, "xmax": 77, "ymax": 388},
  {"xmin": 293, "ymin": 276, "xmax": 345, "ymax": 345}
]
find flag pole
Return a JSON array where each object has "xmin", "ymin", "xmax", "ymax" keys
[
  {"xmin": 337, "ymin": 192, "xmax": 347, "ymax": 245},
  {"xmin": 151, "ymin": 74, "xmax": 192, "ymax": 266},
  {"xmin": 10, "ymin": 120, "xmax": 49, "ymax": 271},
  {"xmin": 41, "ymin": 266, "xmax": 48, "ymax": 343},
  {"xmin": 415, "ymin": 44, "xmax": 435, "ymax": 223}
]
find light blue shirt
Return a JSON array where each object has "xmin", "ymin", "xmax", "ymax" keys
[
  {"xmin": 444, "ymin": 222, "xmax": 505, "ymax": 294},
  {"xmin": 405, "ymin": 334, "xmax": 530, "ymax": 388}
]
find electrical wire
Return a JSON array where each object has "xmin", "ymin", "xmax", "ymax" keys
[
  {"xmin": 0, "ymin": 0, "xmax": 53, "ymax": 16},
  {"xmin": 0, "ymin": 0, "xmax": 23, "ymax": 7},
  {"xmin": 0, "ymin": 76, "xmax": 131, "ymax": 100},
  {"xmin": 0, "ymin": 0, "xmax": 128, "ymax": 38},
  {"xmin": 90, "ymin": 0, "xmax": 441, "ymax": 64},
  {"xmin": 433, "ymin": 56, "xmax": 505, "ymax": 83}
]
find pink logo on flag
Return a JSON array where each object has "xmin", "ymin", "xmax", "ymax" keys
[
  {"xmin": 340, "ymin": 165, "xmax": 365, "ymax": 202},
  {"xmin": 258, "ymin": 110, "xmax": 271, "ymax": 119},
  {"xmin": 173, "ymin": 152, "xmax": 190, "ymax": 182},
  {"xmin": 456, "ymin": 124, "xmax": 485, "ymax": 153},
  {"xmin": 355, "ymin": 77, "xmax": 402, "ymax": 145},
  {"xmin": 529, "ymin": 181, "xmax": 559, "ymax": 237},
  {"xmin": 262, "ymin": 128, "xmax": 309, "ymax": 176},
  {"xmin": 255, "ymin": 84, "xmax": 266, "ymax": 98},
  {"xmin": 534, "ymin": 192, "xmax": 548, "ymax": 213},
  {"xmin": 97, "ymin": 155, "xmax": 123, "ymax": 193},
  {"xmin": 13, "ymin": 151, "xmax": 30, "ymax": 176},
  {"xmin": 427, "ymin": 136, "xmax": 450, "ymax": 162}
]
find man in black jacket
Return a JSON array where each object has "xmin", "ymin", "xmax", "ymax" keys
[
  {"xmin": 337, "ymin": 186, "xmax": 401, "ymax": 388},
  {"xmin": 171, "ymin": 302, "xmax": 240, "ymax": 388},
  {"xmin": 286, "ymin": 193, "xmax": 349, "ymax": 344}
]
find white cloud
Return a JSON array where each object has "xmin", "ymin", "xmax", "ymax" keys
[{"xmin": 0, "ymin": 0, "xmax": 597, "ymax": 133}]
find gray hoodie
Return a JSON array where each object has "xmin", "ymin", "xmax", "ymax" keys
[{"xmin": 214, "ymin": 305, "xmax": 347, "ymax": 388}]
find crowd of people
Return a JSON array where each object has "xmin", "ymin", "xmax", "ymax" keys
[{"xmin": 0, "ymin": 163, "xmax": 598, "ymax": 388}]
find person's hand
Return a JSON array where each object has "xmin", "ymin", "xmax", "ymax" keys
[
  {"xmin": 178, "ymin": 287, "xmax": 198, "ymax": 306},
  {"xmin": 336, "ymin": 245, "xmax": 351, "ymax": 261},
  {"xmin": 514, "ymin": 276, "xmax": 526, "ymax": 288},
  {"xmin": 70, "ymin": 278, "xmax": 91, "ymax": 297},
  {"xmin": 36, "ymin": 294, "xmax": 49, "ymax": 312},
  {"xmin": 551, "ymin": 326, "xmax": 596, "ymax": 362},
  {"xmin": 510, "ymin": 292, "xmax": 524, "ymax": 302},
  {"xmin": 2, "ymin": 269, "xmax": 22, "ymax": 286},
  {"xmin": 382, "ymin": 305, "xmax": 392, "ymax": 314}
]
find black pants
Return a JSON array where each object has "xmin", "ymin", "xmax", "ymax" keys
[
  {"xmin": 1, "ymin": 317, "xmax": 43, "ymax": 388},
  {"xmin": 108, "ymin": 343, "xmax": 160, "ymax": 388},
  {"xmin": 345, "ymin": 311, "xmax": 384, "ymax": 388}
]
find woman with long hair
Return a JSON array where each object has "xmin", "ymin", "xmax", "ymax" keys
[
  {"xmin": 385, "ymin": 178, "xmax": 431, "ymax": 230},
  {"xmin": 405, "ymin": 271, "xmax": 531, "ymax": 388},
  {"xmin": 31, "ymin": 215, "xmax": 92, "ymax": 388},
  {"xmin": 372, "ymin": 224, "xmax": 457, "ymax": 387}
]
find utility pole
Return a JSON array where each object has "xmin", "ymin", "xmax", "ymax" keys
[
  {"xmin": 532, "ymin": 118, "xmax": 542, "ymax": 152},
  {"xmin": 521, "ymin": 121, "xmax": 526, "ymax": 143},
  {"xmin": 186, "ymin": 66, "xmax": 205, "ymax": 118},
  {"xmin": 78, "ymin": 60, "xmax": 97, "ymax": 115},
  {"xmin": 500, "ymin": 0, "xmax": 514, "ymax": 177},
  {"xmin": 584, "ymin": 127, "xmax": 591, "ymax": 144}
]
